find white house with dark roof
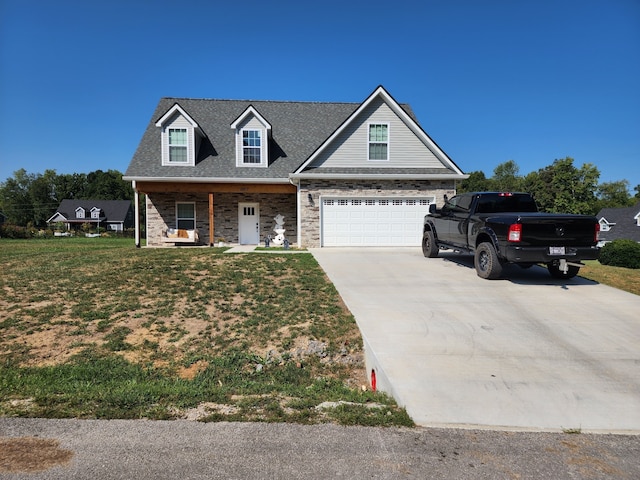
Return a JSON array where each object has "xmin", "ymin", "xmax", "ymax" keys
[
  {"xmin": 124, "ymin": 86, "xmax": 467, "ymax": 248},
  {"xmin": 47, "ymin": 200, "xmax": 134, "ymax": 232},
  {"xmin": 596, "ymin": 202, "xmax": 640, "ymax": 245}
]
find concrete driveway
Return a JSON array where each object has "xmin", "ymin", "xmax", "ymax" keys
[{"xmin": 311, "ymin": 247, "xmax": 640, "ymax": 433}]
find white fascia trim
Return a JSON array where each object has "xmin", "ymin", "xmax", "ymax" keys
[
  {"xmin": 123, "ymin": 176, "xmax": 290, "ymax": 184},
  {"xmin": 155, "ymin": 103, "xmax": 202, "ymax": 132},
  {"xmin": 289, "ymin": 173, "xmax": 469, "ymax": 181},
  {"xmin": 230, "ymin": 105, "xmax": 272, "ymax": 131},
  {"xmin": 46, "ymin": 212, "xmax": 67, "ymax": 223}
]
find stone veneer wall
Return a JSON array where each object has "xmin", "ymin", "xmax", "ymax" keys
[
  {"xmin": 146, "ymin": 192, "xmax": 297, "ymax": 246},
  {"xmin": 298, "ymin": 179, "xmax": 456, "ymax": 248}
]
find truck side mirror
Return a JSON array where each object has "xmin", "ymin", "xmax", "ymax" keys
[{"xmin": 429, "ymin": 204, "xmax": 437, "ymax": 215}]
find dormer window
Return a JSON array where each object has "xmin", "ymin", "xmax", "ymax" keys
[
  {"xmin": 91, "ymin": 207, "xmax": 101, "ymax": 219},
  {"xmin": 599, "ymin": 218, "xmax": 612, "ymax": 232},
  {"xmin": 368, "ymin": 123, "xmax": 389, "ymax": 161},
  {"xmin": 231, "ymin": 106, "xmax": 271, "ymax": 168},
  {"xmin": 155, "ymin": 104, "xmax": 203, "ymax": 167},
  {"xmin": 75, "ymin": 207, "xmax": 85, "ymax": 219},
  {"xmin": 168, "ymin": 128, "xmax": 188, "ymax": 163},
  {"xmin": 242, "ymin": 130, "xmax": 262, "ymax": 164}
]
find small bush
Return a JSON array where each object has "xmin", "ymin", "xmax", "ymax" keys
[
  {"xmin": 0, "ymin": 224, "xmax": 31, "ymax": 239},
  {"xmin": 599, "ymin": 239, "xmax": 640, "ymax": 269}
]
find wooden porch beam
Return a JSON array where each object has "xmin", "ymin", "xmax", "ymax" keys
[
  {"xmin": 136, "ymin": 181, "xmax": 296, "ymax": 194},
  {"xmin": 208, "ymin": 192, "xmax": 214, "ymax": 247}
]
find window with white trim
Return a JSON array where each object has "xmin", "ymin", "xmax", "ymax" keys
[
  {"xmin": 168, "ymin": 128, "xmax": 188, "ymax": 163},
  {"xmin": 368, "ymin": 123, "xmax": 389, "ymax": 160},
  {"xmin": 176, "ymin": 202, "xmax": 196, "ymax": 230},
  {"xmin": 242, "ymin": 130, "xmax": 262, "ymax": 164}
]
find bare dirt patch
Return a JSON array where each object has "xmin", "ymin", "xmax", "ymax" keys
[{"xmin": 0, "ymin": 437, "xmax": 74, "ymax": 473}]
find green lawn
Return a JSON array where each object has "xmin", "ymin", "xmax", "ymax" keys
[
  {"xmin": 0, "ymin": 238, "xmax": 412, "ymax": 426},
  {"xmin": 580, "ymin": 260, "xmax": 640, "ymax": 296}
]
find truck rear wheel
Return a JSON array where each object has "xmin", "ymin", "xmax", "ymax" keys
[
  {"xmin": 475, "ymin": 242, "xmax": 503, "ymax": 279},
  {"xmin": 547, "ymin": 262, "xmax": 580, "ymax": 279},
  {"xmin": 422, "ymin": 230, "xmax": 439, "ymax": 258}
]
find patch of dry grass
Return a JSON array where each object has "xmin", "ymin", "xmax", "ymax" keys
[{"xmin": 579, "ymin": 261, "xmax": 640, "ymax": 296}]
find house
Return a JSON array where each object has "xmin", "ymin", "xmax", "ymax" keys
[
  {"xmin": 47, "ymin": 199, "xmax": 134, "ymax": 232},
  {"xmin": 596, "ymin": 202, "xmax": 640, "ymax": 245},
  {"xmin": 124, "ymin": 86, "xmax": 467, "ymax": 248}
]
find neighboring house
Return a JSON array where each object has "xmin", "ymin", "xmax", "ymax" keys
[
  {"xmin": 596, "ymin": 202, "xmax": 640, "ymax": 246},
  {"xmin": 47, "ymin": 199, "xmax": 134, "ymax": 232},
  {"xmin": 124, "ymin": 86, "xmax": 467, "ymax": 248}
]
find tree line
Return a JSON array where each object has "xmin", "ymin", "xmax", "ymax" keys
[
  {"xmin": 0, "ymin": 169, "xmax": 134, "ymax": 228},
  {"xmin": 458, "ymin": 157, "xmax": 640, "ymax": 215},
  {"xmin": 1, "ymin": 158, "xmax": 638, "ymax": 228}
]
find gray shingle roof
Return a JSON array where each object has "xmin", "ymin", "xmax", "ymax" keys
[
  {"xmin": 125, "ymin": 97, "xmax": 418, "ymax": 180},
  {"xmin": 51, "ymin": 200, "xmax": 133, "ymax": 224},
  {"xmin": 597, "ymin": 202, "xmax": 640, "ymax": 242}
]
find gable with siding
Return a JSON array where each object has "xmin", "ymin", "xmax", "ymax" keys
[{"xmin": 308, "ymin": 96, "xmax": 444, "ymax": 169}]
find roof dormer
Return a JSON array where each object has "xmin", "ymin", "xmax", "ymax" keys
[
  {"xmin": 230, "ymin": 106, "xmax": 271, "ymax": 168},
  {"xmin": 156, "ymin": 104, "xmax": 203, "ymax": 167},
  {"xmin": 75, "ymin": 207, "xmax": 86, "ymax": 219},
  {"xmin": 598, "ymin": 217, "xmax": 614, "ymax": 232}
]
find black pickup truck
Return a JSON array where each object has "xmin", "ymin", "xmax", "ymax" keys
[{"xmin": 422, "ymin": 192, "xmax": 600, "ymax": 279}]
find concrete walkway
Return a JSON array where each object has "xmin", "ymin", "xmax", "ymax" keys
[{"xmin": 311, "ymin": 247, "xmax": 640, "ymax": 433}]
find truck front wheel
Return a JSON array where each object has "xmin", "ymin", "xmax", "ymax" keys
[
  {"xmin": 422, "ymin": 230, "xmax": 439, "ymax": 258},
  {"xmin": 475, "ymin": 242, "xmax": 503, "ymax": 279}
]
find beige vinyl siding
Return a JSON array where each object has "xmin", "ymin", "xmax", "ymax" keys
[
  {"xmin": 161, "ymin": 114, "xmax": 195, "ymax": 166},
  {"xmin": 309, "ymin": 97, "xmax": 445, "ymax": 169}
]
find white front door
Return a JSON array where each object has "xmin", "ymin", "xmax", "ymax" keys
[{"xmin": 238, "ymin": 203, "xmax": 260, "ymax": 244}]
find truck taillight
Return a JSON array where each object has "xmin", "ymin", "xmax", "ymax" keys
[
  {"xmin": 595, "ymin": 223, "xmax": 600, "ymax": 243},
  {"xmin": 508, "ymin": 223, "xmax": 522, "ymax": 242}
]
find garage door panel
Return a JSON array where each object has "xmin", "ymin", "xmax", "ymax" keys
[{"xmin": 321, "ymin": 197, "xmax": 434, "ymax": 247}]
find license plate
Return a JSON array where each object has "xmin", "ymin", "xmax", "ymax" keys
[{"xmin": 549, "ymin": 246, "xmax": 565, "ymax": 255}]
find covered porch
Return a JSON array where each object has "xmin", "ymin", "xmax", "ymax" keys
[{"xmin": 133, "ymin": 181, "xmax": 297, "ymax": 247}]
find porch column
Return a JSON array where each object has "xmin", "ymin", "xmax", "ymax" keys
[
  {"xmin": 133, "ymin": 181, "xmax": 141, "ymax": 248},
  {"xmin": 209, "ymin": 192, "xmax": 214, "ymax": 247}
]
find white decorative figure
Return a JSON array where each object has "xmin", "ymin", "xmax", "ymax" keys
[{"xmin": 272, "ymin": 214, "xmax": 286, "ymax": 246}]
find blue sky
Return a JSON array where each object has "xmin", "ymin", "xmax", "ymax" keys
[{"xmin": 1, "ymin": 0, "xmax": 639, "ymax": 192}]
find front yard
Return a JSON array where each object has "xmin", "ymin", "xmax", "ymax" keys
[{"xmin": 0, "ymin": 238, "xmax": 412, "ymax": 426}]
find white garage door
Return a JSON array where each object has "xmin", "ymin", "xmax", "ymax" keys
[{"xmin": 321, "ymin": 197, "xmax": 434, "ymax": 246}]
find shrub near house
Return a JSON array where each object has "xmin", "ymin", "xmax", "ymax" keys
[{"xmin": 599, "ymin": 239, "xmax": 640, "ymax": 269}]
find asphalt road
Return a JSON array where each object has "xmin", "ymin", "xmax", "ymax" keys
[
  {"xmin": 1, "ymin": 418, "xmax": 639, "ymax": 479},
  {"xmin": 311, "ymin": 247, "xmax": 640, "ymax": 432}
]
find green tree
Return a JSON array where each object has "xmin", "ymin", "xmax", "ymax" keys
[
  {"xmin": 524, "ymin": 158, "xmax": 599, "ymax": 214},
  {"xmin": 458, "ymin": 171, "xmax": 492, "ymax": 193},
  {"xmin": 29, "ymin": 169, "xmax": 59, "ymax": 227},
  {"xmin": 595, "ymin": 180, "xmax": 634, "ymax": 210},
  {"xmin": 84, "ymin": 170, "xmax": 133, "ymax": 201},
  {"xmin": 0, "ymin": 169, "xmax": 33, "ymax": 226},
  {"xmin": 492, "ymin": 160, "xmax": 523, "ymax": 192},
  {"xmin": 53, "ymin": 172, "xmax": 88, "ymax": 200}
]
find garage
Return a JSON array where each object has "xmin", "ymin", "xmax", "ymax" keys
[{"xmin": 321, "ymin": 197, "xmax": 434, "ymax": 246}]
